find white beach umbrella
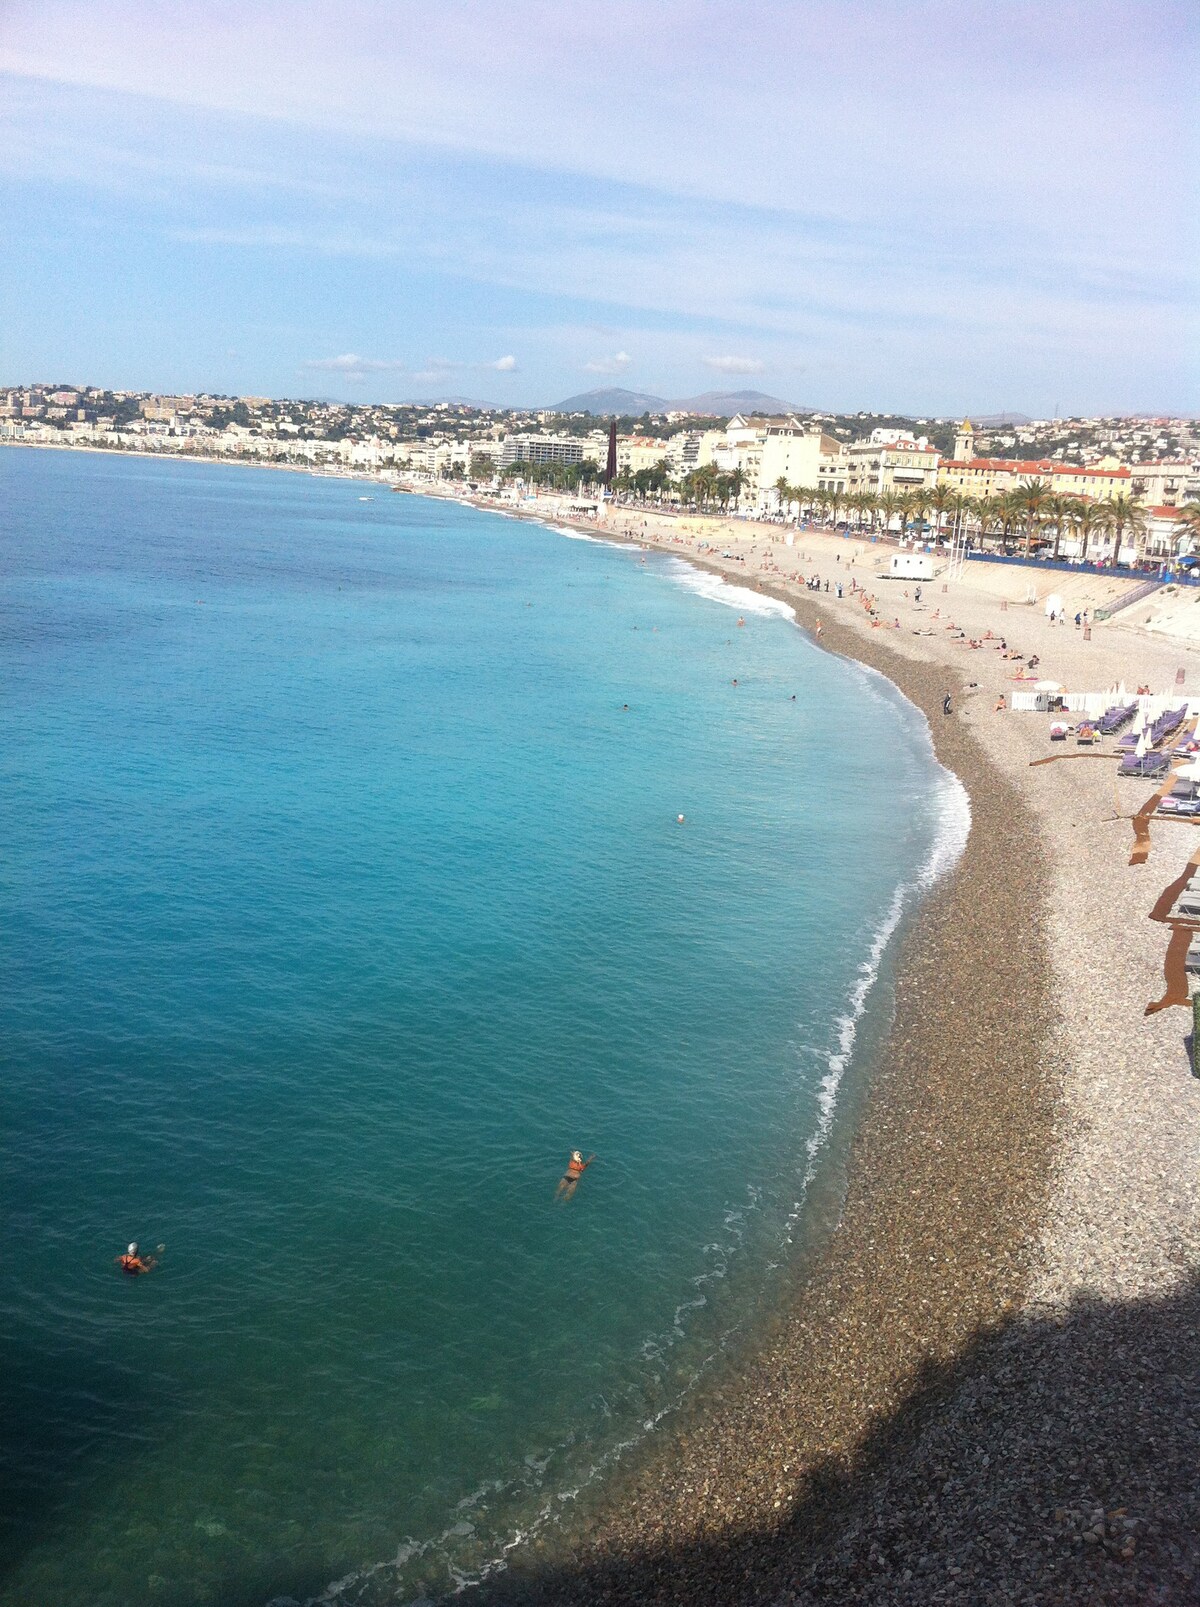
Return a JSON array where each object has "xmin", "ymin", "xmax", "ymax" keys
[
  {"xmin": 1177, "ymin": 760, "xmax": 1200, "ymax": 782},
  {"xmin": 1034, "ymin": 679, "xmax": 1064, "ymax": 692},
  {"xmin": 1132, "ymin": 707, "xmax": 1146, "ymax": 734}
]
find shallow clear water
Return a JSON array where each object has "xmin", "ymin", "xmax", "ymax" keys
[{"xmin": 0, "ymin": 450, "xmax": 965, "ymax": 1606}]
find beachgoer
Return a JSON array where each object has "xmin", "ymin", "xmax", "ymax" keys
[
  {"xmin": 942, "ymin": 693, "xmax": 952, "ymax": 716},
  {"xmin": 995, "ymin": 693, "xmax": 1007, "ymax": 711},
  {"xmin": 116, "ymin": 1242, "xmax": 155, "ymax": 1276},
  {"xmin": 555, "ymin": 1150, "xmax": 595, "ymax": 1201},
  {"xmin": 914, "ymin": 586, "xmax": 922, "ymax": 603}
]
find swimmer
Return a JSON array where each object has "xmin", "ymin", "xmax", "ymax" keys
[
  {"xmin": 115, "ymin": 1242, "xmax": 156, "ymax": 1276},
  {"xmin": 555, "ymin": 1150, "xmax": 595, "ymax": 1201}
]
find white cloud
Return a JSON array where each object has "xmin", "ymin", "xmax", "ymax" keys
[
  {"xmin": 302, "ymin": 352, "xmax": 407, "ymax": 381},
  {"xmin": 301, "ymin": 352, "xmax": 516, "ymax": 386},
  {"xmin": 304, "ymin": 352, "xmax": 397, "ymax": 371},
  {"xmin": 584, "ymin": 350, "xmax": 633, "ymax": 374},
  {"xmin": 703, "ymin": 354, "xmax": 765, "ymax": 375}
]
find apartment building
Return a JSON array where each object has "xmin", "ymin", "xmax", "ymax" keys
[
  {"xmin": 497, "ymin": 432, "xmax": 599, "ymax": 469},
  {"xmin": 937, "ymin": 456, "xmax": 1132, "ymax": 501},
  {"xmin": 843, "ymin": 431, "xmax": 940, "ymax": 498},
  {"xmin": 616, "ymin": 436, "xmax": 671, "ymax": 474},
  {"xmin": 1128, "ymin": 461, "xmax": 1196, "ymax": 507}
]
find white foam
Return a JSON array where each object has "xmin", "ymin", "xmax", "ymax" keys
[
  {"xmin": 547, "ymin": 523, "xmax": 614, "ymax": 545},
  {"xmin": 787, "ymin": 765, "xmax": 971, "ymax": 1230},
  {"xmin": 662, "ymin": 558, "xmax": 797, "ymax": 620}
]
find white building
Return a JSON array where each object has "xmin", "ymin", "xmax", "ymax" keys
[{"xmin": 498, "ymin": 433, "xmax": 599, "ymax": 469}]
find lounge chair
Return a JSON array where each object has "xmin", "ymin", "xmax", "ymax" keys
[{"xmin": 1118, "ymin": 751, "xmax": 1170, "ymax": 779}]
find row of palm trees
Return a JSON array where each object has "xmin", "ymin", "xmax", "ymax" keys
[
  {"xmin": 768, "ymin": 476, "xmax": 1180, "ymax": 566},
  {"xmin": 498, "ymin": 456, "xmax": 1198, "ymax": 567}
]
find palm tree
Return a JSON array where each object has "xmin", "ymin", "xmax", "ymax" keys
[
  {"xmin": 973, "ymin": 494, "xmax": 1006, "ymax": 549},
  {"xmin": 877, "ymin": 489, "xmax": 904, "ymax": 536},
  {"xmin": 727, "ymin": 465, "xmax": 746, "ymax": 509},
  {"xmin": 1072, "ymin": 499, "xmax": 1106, "ymax": 564},
  {"xmin": 927, "ymin": 482, "xmax": 956, "ymax": 542},
  {"xmin": 1100, "ymin": 493, "xmax": 1147, "ymax": 567},
  {"xmin": 945, "ymin": 492, "xmax": 974, "ymax": 548},
  {"xmin": 905, "ymin": 489, "xmax": 931, "ymax": 542},
  {"xmin": 773, "ymin": 475, "xmax": 793, "ymax": 516},
  {"xmin": 1012, "ymin": 477, "xmax": 1053, "ymax": 556},
  {"xmin": 1173, "ymin": 504, "xmax": 1200, "ymax": 556},
  {"xmin": 1045, "ymin": 494, "xmax": 1079, "ymax": 561}
]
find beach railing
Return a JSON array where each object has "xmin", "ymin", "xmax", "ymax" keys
[{"xmin": 1093, "ymin": 578, "xmax": 1165, "ymax": 621}]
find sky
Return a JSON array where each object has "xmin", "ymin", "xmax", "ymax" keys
[{"xmin": 1, "ymin": 0, "xmax": 1196, "ymax": 415}]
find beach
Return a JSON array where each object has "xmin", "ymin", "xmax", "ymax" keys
[{"xmin": 460, "ymin": 494, "xmax": 1200, "ymax": 1604}]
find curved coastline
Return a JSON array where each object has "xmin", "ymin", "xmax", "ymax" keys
[{"xmin": 447, "ymin": 498, "xmax": 1059, "ymax": 1603}]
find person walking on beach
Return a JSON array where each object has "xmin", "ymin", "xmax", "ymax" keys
[
  {"xmin": 942, "ymin": 692, "xmax": 952, "ymax": 716},
  {"xmin": 555, "ymin": 1151, "xmax": 595, "ymax": 1202}
]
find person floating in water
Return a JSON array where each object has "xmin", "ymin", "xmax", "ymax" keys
[
  {"xmin": 115, "ymin": 1242, "xmax": 156, "ymax": 1276},
  {"xmin": 555, "ymin": 1150, "xmax": 595, "ymax": 1201}
]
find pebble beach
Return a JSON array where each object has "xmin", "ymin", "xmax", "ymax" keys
[{"xmin": 465, "ymin": 496, "xmax": 1200, "ymax": 1605}]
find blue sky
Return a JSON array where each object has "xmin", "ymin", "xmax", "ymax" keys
[{"xmin": 1, "ymin": 0, "xmax": 1196, "ymax": 414}]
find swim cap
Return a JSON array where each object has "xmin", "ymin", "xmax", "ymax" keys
[
  {"xmin": 128, "ymin": 1243, "xmax": 138, "ymax": 1255},
  {"xmin": 571, "ymin": 1151, "xmax": 582, "ymax": 1162}
]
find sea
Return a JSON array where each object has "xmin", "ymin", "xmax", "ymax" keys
[{"xmin": 0, "ymin": 448, "xmax": 968, "ymax": 1607}]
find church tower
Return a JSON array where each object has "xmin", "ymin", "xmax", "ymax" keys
[{"xmin": 953, "ymin": 418, "xmax": 976, "ymax": 461}]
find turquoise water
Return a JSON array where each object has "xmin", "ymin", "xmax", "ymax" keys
[{"xmin": 0, "ymin": 449, "xmax": 966, "ymax": 1606}]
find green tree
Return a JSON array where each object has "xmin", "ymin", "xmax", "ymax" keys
[
  {"xmin": 1173, "ymin": 503, "xmax": 1200, "ymax": 555},
  {"xmin": 876, "ymin": 488, "xmax": 903, "ymax": 534},
  {"xmin": 927, "ymin": 482, "xmax": 956, "ymax": 541},
  {"xmin": 1045, "ymin": 494, "xmax": 1079, "ymax": 561},
  {"xmin": 1100, "ymin": 493, "xmax": 1147, "ymax": 566},
  {"xmin": 1012, "ymin": 477, "xmax": 1053, "ymax": 556}
]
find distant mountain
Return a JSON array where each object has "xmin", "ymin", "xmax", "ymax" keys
[
  {"xmin": 970, "ymin": 412, "xmax": 1033, "ymax": 427},
  {"xmin": 670, "ymin": 389, "xmax": 813, "ymax": 417},
  {"xmin": 551, "ymin": 385, "xmax": 812, "ymax": 418},
  {"xmin": 553, "ymin": 386, "xmax": 671, "ymax": 415}
]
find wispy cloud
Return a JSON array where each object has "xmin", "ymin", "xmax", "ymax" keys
[
  {"xmin": 305, "ymin": 352, "xmax": 404, "ymax": 372},
  {"xmin": 303, "ymin": 352, "xmax": 518, "ymax": 386},
  {"xmin": 172, "ymin": 224, "xmax": 398, "ymax": 257},
  {"xmin": 584, "ymin": 350, "xmax": 632, "ymax": 374},
  {"xmin": 703, "ymin": 354, "xmax": 764, "ymax": 375},
  {"xmin": 302, "ymin": 352, "xmax": 408, "ymax": 382}
]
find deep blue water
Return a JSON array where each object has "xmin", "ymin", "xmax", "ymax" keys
[{"xmin": 0, "ymin": 449, "xmax": 966, "ymax": 1606}]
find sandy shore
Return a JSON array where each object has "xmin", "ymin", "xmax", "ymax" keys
[{"xmin": 448, "ymin": 493, "xmax": 1200, "ymax": 1603}]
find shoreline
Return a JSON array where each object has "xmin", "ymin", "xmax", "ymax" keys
[
  {"xmin": 471, "ymin": 505, "xmax": 1059, "ymax": 1602},
  {"xmin": 457, "ymin": 490, "xmax": 1199, "ymax": 1602}
]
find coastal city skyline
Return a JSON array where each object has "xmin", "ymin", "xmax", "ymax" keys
[{"xmin": 2, "ymin": 0, "xmax": 1195, "ymax": 416}]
